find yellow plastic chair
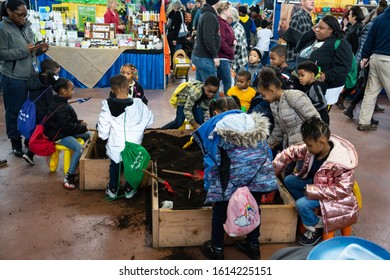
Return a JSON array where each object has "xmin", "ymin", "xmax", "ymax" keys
[{"xmin": 49, "ymin": 138, "xmax": 85, "ymax": 175}]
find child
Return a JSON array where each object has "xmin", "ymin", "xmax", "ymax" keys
[
  {"xmin": 227, "ymin": 70, "xmax": 256, "ymax": 112},
  {"xmin": 297, "ymin": 61, "xmax": 329, "ymax": 125},
  {"xmin": 119, "ymin": 63, "xmax": 148, "ymax": 105},
  {"xmin": 273, "ymin": 117, "xmax": 359, "ymax": 246},
  {"xmin": 23, "ymin": 59, "xmax": 61, "ymax": 165},
  {"xmin": 256, "ymin": 19, "xmax": 273, "ymax": 66},
  {"xmin": 162, "ymin": 76, "xmax": 220, "ymax": 129},
  {"xmin": 98, "ymin": 75, "xmax": 154, "ymax": 199},
  {"xmin": 192, "ymin": 97, "xmax": 279, "ymax": 260},
  {"xmin": 44, "ymin": 78, "xmax": 90, "ymax": 189},
  {"xmin": 239, "ymin": 47, "xmax": 263, "ymax": 88},
  {"xmin": 269, "ymin": 45, "xmax": 303, "ymax": 91},
  {"xmin": 258, "ymin": 67, "xmax": 320, "ymax": 175}
]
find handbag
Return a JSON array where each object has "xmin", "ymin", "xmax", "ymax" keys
[{"xmin": 178, "ymin": 11, "xmax": 188, "ymax": 38}]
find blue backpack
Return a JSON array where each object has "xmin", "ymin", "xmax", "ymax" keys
[{"xmin": 17, "ymin": 87, "xmax": 51, "ymax": 139}]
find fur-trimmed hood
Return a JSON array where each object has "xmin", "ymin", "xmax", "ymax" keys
[{"xmin": 215, "ymin": 112, "xmax": 270, "ymax": 148}]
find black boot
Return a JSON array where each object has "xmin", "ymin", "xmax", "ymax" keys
[
  {"xmin": 201, "ymin": 240, "xmax": 224, "ymax": 260},
  {"xmin": 11, "ymin": 138, "xmax": 24, "ymax": 157},
  {"xmin": 22, "ymin": 149, "xmax": 35, "ymax": 165},
  {"xmin": 335, "ymin": 96, "xmax": 345, "ymax": 110},
  {"xmin": 235, "ymin": 239, "xmax": 261, "ymax": 260},
  {"xmin": 343, "ymin": 104, "xmax": 355, "ymax": 119},
  {"xmin": 374, "ymin": 104, "xmax": 385, "ymax": 112},
  {"xmin": 64, "ymin": 173, "xmax": 76, "ymax": 189},
  {"xmin": 371, "ymin": 118, "xmax": 379, "ymax": 125}
]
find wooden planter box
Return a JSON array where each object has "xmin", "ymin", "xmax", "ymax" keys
[
  {"xmin": 79, "ymin": 129, "xmax": 190, "ymax": 190},
  {"xmin": 152, "ymin": 172, "xmax": 298, "ymax": 247},
  {"xmin": 79, "ymin": 130, "xmax": 110, "ymax": 190}
]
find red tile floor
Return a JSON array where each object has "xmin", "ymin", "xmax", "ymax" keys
[{"xmin": 0, "ymin": 76, "xmax": 389, "ymax": 260}]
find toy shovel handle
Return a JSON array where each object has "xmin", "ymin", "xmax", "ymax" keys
[{"xmin": 162, "ymin": 169, "xmax": 192, "ymax": 177}]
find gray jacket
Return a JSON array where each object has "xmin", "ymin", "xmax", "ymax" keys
[
  {"xmin": 268, "ymin": 89, "xmax": 320, "ymax": 149},
  {"xmin": 0, "ymin": 17, "xmax": 41, "ymax": 80}
]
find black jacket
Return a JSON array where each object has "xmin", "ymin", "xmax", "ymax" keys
[
  {"xmin": 296, "ymin": 30, "xmax": 352, "ymax": 88},
  {"xmin": 192, "ymin": 4, "xmax": 220, "ymax": 59},
  {"xmin": 44, "ymin": 95, "xmax": 87, "ymax": 141},
  {"xmin": 345, "ymin": 21, "xmax": 363, "ymax": 55},
  {"xmin": 167, "ymin": 9, "xmax": 187, "ymax": 43},
  {"xmin": 26, "ymin": 73, "xmax": 53, "ymax": 124}
]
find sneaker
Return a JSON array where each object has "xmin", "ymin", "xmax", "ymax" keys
[
  {"xmin": 343, "ymin": 106, "xmax": 354, "ymax": 119},
  {"xmin": 201, "ymin": 240, "xmax": 224, "ymax": 260},
  {"xmin": 22, "ymin": 150, "xmax": 35, "ymax": 166},
  {"xmin": 125, "ymin": 189, "xmax": 137, "ymax": 199},
  {"xmin": 234, "ymin": 239, "xmax": 260, "ymax": 260},
  {"xmin": 374, "ymin": 104, "xmax": 385, "ymax": 112},
  {"xmin": 105, "ymin": 188, "xmax": 117, "ymax": 199},
  {"xmin": 335, "ymin": 99, "xmax": 345, "ymax": 110},
  {"xmin": 63, "ymin": 173, "xmax": 76, "ymax": 190},
  {"xmin": 298, "ymin": 228, "xmax": 323, "ymax": 246},
  {"xmin": 357, "ymin": 124, "xmax": 377, "ymax": 131},
  {"xmin": 11, "ymin": 138, "xmax": 24, "ymax": 158},
  {"xmin": 0, "ymin": 159, "xmax": 7, "ymax": 167}
]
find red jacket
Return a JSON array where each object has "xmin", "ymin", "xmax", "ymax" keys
[
  {"xmin": 104, "ymin": 9, "xmax": 123, "ymax": 34},
  {"xmin": 273, "ymin": 135, "xmax": 359, "ymax": 233}
]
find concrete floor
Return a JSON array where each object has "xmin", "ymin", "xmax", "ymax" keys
[{"xmin": 1, "ymin": 75, "xmax": 390, "ymax": 260}]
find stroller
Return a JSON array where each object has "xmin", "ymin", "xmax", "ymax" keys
[{"xmin": 172, "ymin": 49, "xmax": 191, "ymax": 82}]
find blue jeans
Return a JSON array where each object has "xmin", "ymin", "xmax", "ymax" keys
[
  {"xmin": 1, "ymin": 75, "xmax": 28, "ymax": 139},
  {"xmin": 296, "ymin": 196, "xmax": 320, "ymax": 227},
  {"xmin": 217, "ymin": 60, "xmax": 232, "ymax": 95},
  {"xmin": 161, "ymin": 105, "xmax": 205, "ymax": 129},
  {"xmin": 192, "ymin": 54, "xmax": 217, "ymax": 82},
  {"xmin": 58, "ymin": 132, "xmax": 90, "ymax": 174},
  {"xmin": 261, "ymin": 51, "xmax": 269, "ymax": 66},
  {"xmin": 284, "ymin": 175, "xmax": 313, "ymax": 200},
  {"xmin": 211, "ymin": 192, "xmax": 262, "ymax": 248}
]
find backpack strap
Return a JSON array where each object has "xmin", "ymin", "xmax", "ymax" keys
[
  {"xmin": 32, "ymin": 86, "xmax": 52, "ymax": 103},
  {"xmin": 334, "ymin": 38, "xmax": 341, "ymax": 50}
]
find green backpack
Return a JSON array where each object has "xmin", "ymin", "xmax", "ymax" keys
[{"xmin": 334, "ymin": 39, "xmax": 358, "ymax": 89}]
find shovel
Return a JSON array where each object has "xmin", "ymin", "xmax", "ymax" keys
[
  {"xmin": 69, "ymin": 97, "xmax": 92, "ymax": 104},
  {"xmin": 142, "ymin": 169, "xmax": 174, "ymax": 193},
  {"xmin": 162, "ymin": 169, "xmax": 204, "ymax": 180}
]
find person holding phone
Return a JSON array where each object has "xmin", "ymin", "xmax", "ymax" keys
[{"xmin": 0, "ymin": 0, "xmax": 49, "ymax": 157}]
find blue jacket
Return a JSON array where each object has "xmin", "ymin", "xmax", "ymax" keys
[
  {"xmin": 193, "ymin": 111, "xmax": 278, "ymax": 203},
  {"xmin": 362, "ymin": 7, "xmax": 390, "ymax": 58}
]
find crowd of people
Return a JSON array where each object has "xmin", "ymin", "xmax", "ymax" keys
[{"xmin": 1, "ymin": 0, "xmax": 389, "ymax": 260}]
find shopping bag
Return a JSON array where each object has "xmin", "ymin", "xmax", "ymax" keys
[
  {"xmin": 121, "ymin": 141, "xmax": 151, "ymax": 191},
  {"xmin": 29, "ymin": 124, "xmax": 56, "ymax": 156},
  {"xmin": 223, "ymin": 186, "xmax": 261, "ymax": 237}
]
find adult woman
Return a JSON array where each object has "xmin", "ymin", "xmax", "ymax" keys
[
  {"xmin": 216, "ymin": 2, "xmax": 236, "ymax": 95},
  {"xmin": 335, "ymin": 6, "xmax": 365, "ymax": 109},
  {"xmin": 167, "ymin": 1, "xmax": 187, "ymax": 65},
  {"xmin": 0, "ymin": 0, "xmax": 49, "ymax": 157},
  {"xmin": 228, "ymin": 7, "xmax": 248, "ymax": 74},
  {"xmin": 345, "ymin": 6, "xmax": 365, "ymax": 55},
  {"xmin": 104, "ymin": 0, "xmax": 125, "ymax": 34},
  {"xmin": 296, "ymin": 15, "xmax": 353, "ymax": 106},
  {"xmin": 259, "ymin": 67, "xmax": 320, "ymax": 176}
]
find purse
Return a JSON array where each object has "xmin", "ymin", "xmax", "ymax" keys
[{"xmin": 178, "ymin": 11, "xmax": 188, "ymax": 38}]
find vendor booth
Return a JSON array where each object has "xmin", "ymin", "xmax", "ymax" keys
[{"xmin": 29, "ymin": 0, "xmax": 166, "ymax": 89}]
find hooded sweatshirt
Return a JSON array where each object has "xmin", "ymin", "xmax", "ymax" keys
[{"xmin": 192, "ymin": 4, "xmax": 220, "ymax": 59}]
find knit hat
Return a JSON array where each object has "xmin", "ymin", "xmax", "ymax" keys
[
  {"xmin": 250, "ymin": 47, "xmax": 263, "ymax": 59},
  {"xmin": 206, "ymin": 0, "xmax": 220, "ymax": 6}
]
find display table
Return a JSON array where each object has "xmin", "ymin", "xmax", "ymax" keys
[{"xmin": 38, "ymin": 47, "xmax": 164, "ymax": 89}]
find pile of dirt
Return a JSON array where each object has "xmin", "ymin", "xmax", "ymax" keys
[{"xmin": 142, "ymin": 131, "xmax": 206, "ymax": 209}]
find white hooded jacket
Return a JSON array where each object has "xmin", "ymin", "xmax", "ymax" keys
[{"xmin": 97, "ymin": 98, "xmax": 154, "ymax": 163}]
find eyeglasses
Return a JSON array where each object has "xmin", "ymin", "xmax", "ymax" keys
[{"xmin": 12, "ymin": 11, "xmax": 28, "ymax": 19}]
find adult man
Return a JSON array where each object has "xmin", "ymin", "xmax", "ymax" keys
[
  {"xmin": 358, "ymin": 7, "xmax": 390, "ymax": 131},
  {"xmin": 192, "ymin": 0, "xmax": 221, "ymax": 82},
  {"xmin": 282, "ymin": 0, "xmax": 314, "ymax": 68}
]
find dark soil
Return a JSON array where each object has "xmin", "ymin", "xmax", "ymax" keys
[
  {"xmin": 93, "ymin": 131, "xmax": 284, "ymax": 210},
  {"xmin": 142, "ymin": 131, "xmax": 207, "ymax": 209}
]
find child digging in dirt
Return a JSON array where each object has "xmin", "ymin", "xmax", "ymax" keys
[
  {"xmin": 192, "ymin": 96, "xmax": 279, "ymax": 260},
  {"xmin": 97, "ymin": 74, "xmax": 154, "ymax": 199}
]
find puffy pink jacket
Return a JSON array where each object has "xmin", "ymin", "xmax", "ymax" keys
[{"xmin": 273, "ymin": 135, "xmax": 359, "ymax": 233}]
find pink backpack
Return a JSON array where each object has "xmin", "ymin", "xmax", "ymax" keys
[{"xmin": 223, "ymin": 186, "xmax": 261, "ymax": 237}]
